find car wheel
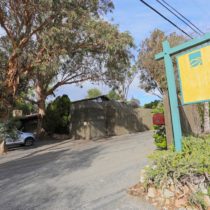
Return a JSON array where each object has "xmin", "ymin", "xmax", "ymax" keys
[{"xmin": 24, "ymin": 138, "xmax": 34, "ymax": 146}]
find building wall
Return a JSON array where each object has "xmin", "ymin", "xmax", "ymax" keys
[{"xmin": 70, "ymin": 101, "xmax": 153, "ymax": 140}]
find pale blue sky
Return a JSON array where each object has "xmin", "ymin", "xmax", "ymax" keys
[
  {"xmin": 56, "ymin": 0, "xmax": 210, "ymax": 104},
  {"xmin": 1, "ymin": 1, "xmax": 210, "ymax": 104}
]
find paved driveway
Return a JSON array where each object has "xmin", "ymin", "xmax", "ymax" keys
[{"xmin": 0, "ymin": 131, "xmax": 156, "ymax": 210}]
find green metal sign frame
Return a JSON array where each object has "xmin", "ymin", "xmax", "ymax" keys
[{"xmin": 155, "ymin": 32, "xmax": 210, "ymax": 152}]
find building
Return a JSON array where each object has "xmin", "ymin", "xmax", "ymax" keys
[{"xmin": 70, "ymin": 96, "xmax": 153, "ymax": 140}]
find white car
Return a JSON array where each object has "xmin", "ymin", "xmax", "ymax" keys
[{"xmin": 5, "ymin": 131, "xmax": 36, "ymax": 146}]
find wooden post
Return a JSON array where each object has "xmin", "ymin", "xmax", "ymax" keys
[{"xmin": 163, "ymin": 93, "xmax": 174, "ymax": 147}]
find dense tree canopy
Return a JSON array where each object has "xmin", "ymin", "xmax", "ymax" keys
[
  {"xmin": 0, "ymin": 0, "xmax": 114, "ymax": 93},
  {"xmin": 86, "ymin": 88, "xmax": 102, "ymax": 99},
  {"xmin": 43, "ymin": 95, "xmax": 71, "ymax": 134},
  {"xmin": 0, "ymin": 0, "xmax": 134, "ymax": 124},
  {"xmin": 106, "ymin": 65, "xmax": 137, "ymax": 100},
  {"xmin": 137, "ymin": 29, "xmax": 185, "ymax": 97},
  {"xmin": 107, "ymin": 90, "xmax": 121, "ymax": 100},
  {"xmin": 0, "ymin": 0, "xmax": 136, "ymax": 152},
  {"xmin": 144, "ymin": 100, "xmax": 160, "ymax": 109}
]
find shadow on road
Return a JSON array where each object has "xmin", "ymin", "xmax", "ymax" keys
[{"xmin": 0, "ymin": 146, "xmax": 101, "ymax": 180}]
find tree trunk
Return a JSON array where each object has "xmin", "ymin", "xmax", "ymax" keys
[
  {"xmin": 0, "ymin": 139, "xmax": 7, "ymax": 155},
  {"xmin": 6, "ymin": 51, "xmax": 19, "ymax": 95},
  {"xmin": 37, "ymin": 99, "xmax": 46, "ymax": 135},
  {"xmin": 35, "ymin": 81, "xmax": 46, "ymax": 136},
  {"xmin": 203, "ymin": 102, "xmax": 210, "ymax": 133}
]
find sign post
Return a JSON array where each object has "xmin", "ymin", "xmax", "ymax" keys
[
  {"xmin": 162, "ymin": 41, "xmax": 182, "ymax": 152},
  {"xmin": 155, "ymin": 33, "xmax": 210, "ymax": 152}
]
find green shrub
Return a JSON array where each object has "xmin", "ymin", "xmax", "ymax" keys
[
  {"xmin": 189, "ymin": 192, "xmax": 207, "ymax": 210},
  {"xmin": 144, "ymin": 136, "xmax": 210, "ymax": 187},
  {"xmin": 43, "ymin": 95, "xmax": 71, "ymax": 134},
  {"xmin": 0, "ymin": 120, "xmax": 19, "ymax": 140},
  {"xmin": 153, "ymin": 125, "xmax": 167, "ymax": 149},
  {"xmin": 152, "ymin": 103, "xmax": 167, "ymax": 149}
]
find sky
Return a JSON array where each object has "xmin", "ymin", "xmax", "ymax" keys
[
  {"xmin": 2, "ymin": 0, "xmax": 210, "ymax": 105},
  {"xmin": 55, "ymin": 0, "xmax": 210, "ymax": 105}
]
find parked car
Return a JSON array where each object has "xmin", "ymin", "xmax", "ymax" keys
[{"xmin": 5, "ymin": 131, "xmax": 36, "ymax": 146}]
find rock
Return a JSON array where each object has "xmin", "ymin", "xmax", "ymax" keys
[
  {"xmin": 204, "ymin": 195, "xmax": 210, "ymax": 207},
  {"xmin": 157, "ymin": 196, "xmax": 165, "ymax": 204},
  {"xmin": 153, "ymin": 202, "xmax": 158, "ymax": 206},
  {"xmin": 175, "ymin": 197, "xmax": 188, "ymax": 208},
  {"xmin": 192, "ymin": 174, "xmax": 205, "ymax": 185},
  {"xmin": 157, "ymin": 189, "xmax": 162, "ymax": 196},
  {"xmin": 139, "ymin": 169, "xmax": 146, "ymax": 183},
  {"xmin": 167, "ymin": 178, "xmax": 174, "ymax": 185},
  {"xmin": 170, "ymin": 184, "xmax": 175, "ymax": 192},
  {"xmin": 186, "ymin": 206, "xmax": 197, "ymax": 210},
  {"xmin": 199, "ymin": 183, "xmax": 208, "ymax": 194},
  {"xmin": 183, "ymin": 185, "xmax": 190, "ymax": 194},
  {"xmin": 165, "ymin": 198, "xmax": 170, "ymax": 205},
  {"xmin": 147, "ymin": 187, "xmax": 156, "ymax": 198},
  {"xmin": 163, "ymin": 189, "xmax": 174, "ymax": 198}
]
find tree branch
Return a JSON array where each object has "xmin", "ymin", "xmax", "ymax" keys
[{"xmin": 24, "ymin": 96, "xmax": 38, "ymax": 105}]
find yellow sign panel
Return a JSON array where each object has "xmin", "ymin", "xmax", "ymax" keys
[{"xmin": 177, "ymin": 45, "xmax": 210, "ymax": 104}]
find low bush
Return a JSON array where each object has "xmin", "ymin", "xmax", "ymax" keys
[
  {"xmin": 0, "ymin": 120, "xmax": 19, "ymax": 140},
  {"xmin": 153, "ymin": 125, "xmax": 167, "ymax": 149},
  {"xmin": 143, "ymin": 136, "xmax": 210, "ymax": 209},
  {"xmin": 0, "ymin": 120, "xmax": 19, "ymax": 153},
  {"xmin": 145, "ymin": 136, "xmax": 210, "ymax": 186},
  {"xmin": 152, "ymin": 103, "xmax": 167, "ymax": 150}
]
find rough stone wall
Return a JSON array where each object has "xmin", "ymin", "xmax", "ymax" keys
[
  {"xmin": 135, "ymin": 108, "xmax": 153, "ymax": 130},
  {"xmin": 70, "ymin": 101, "xmax": 153, "ymax": 140}
]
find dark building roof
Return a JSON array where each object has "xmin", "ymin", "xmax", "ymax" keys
[
  {"xmin": 72, "ymin": 95, "xmax": 110, "ymax": 104},
  {"xmin": 17, "ymin": 113, "xmax": 40, "ymax": 122}
]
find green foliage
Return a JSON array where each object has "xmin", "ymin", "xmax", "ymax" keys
[
  {"xmin": 152, "ymin": 103, "xmax": 167, "ymax": 149},
  {"xmin": 86, "ymin": 88, "xmax": 102, "ymax": 99},
  {"xmin": 14, "ymin": 98, "xmax": 36, "ymax": 115},
  {"xmin": 189, "ymin": 192, "xmax": 207, "ymax": 209},
  {"xmin": 144, "ymin": 100, "xmax": 160, "ymax": 109},
  {"xmin": 106, "ymin": 65, "xmax": 137, "ymax": 100},
  {"xmin": 153, "ymin": 125, "xmax": 167, "ymax": 149},
  {"xmin": 138, "ymin": 29, "xmax": 186, "ymax": 96},
  {"xmin": 107, "ymin": 90, "xmax": 121, "ymax": 100},
  {"xmin": 151, "ymin": 102, "xmax": 164, "ymax": 114},
  {"xmin": 0, "ymin": 120, "xmax": 19, "ymax": 140},
  {"xmin": 43, "ymin": 95, "xmax": 71, "ymax": 134},
  {"xmin": 0, "ymin": 123, "xmax": 8, "ymax": 140},
  {"xmin": 144, "ymin": 136, "xmax": 210, "ymax": 187},
  {"xmin": 0, "ymin": 1, "xmax": 134, "ymax": 118}
]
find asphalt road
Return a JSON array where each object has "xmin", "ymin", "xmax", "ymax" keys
[{"xmin": 0, "ymin": 131, "xmax": 157, "ymax": 210}]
